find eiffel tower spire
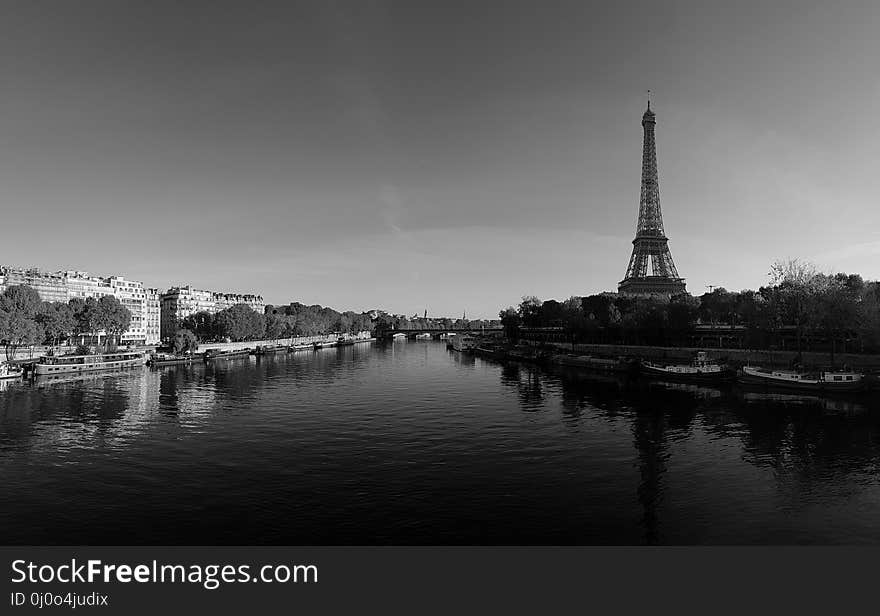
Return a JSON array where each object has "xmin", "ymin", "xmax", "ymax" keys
[{"xmin": 618, "ymin": 99, "xmax": 687, "ymax": 296}]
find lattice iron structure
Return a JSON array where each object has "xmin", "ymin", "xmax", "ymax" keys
[{"xmin": 618, "ymin": 101, "xmax": 687, "ymax": 296}]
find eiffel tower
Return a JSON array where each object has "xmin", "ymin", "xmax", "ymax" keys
[{"xmin": 618, "ymin": 98, "xmax": 687, "ymax": 296}]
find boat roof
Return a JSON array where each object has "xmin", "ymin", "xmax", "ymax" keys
[
  {"xmin": 43, "ymin": 351, "xmax": 144, "ymax": 359},
  {"xmin": 747, "ymin": 367, "xmax": 862, "ymax": 378}
]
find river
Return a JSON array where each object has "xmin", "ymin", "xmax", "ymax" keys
[{"xmin": 2, "ymin": 340, "xmax": 880, "ymax": 545}]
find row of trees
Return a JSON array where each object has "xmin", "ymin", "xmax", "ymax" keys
[
  {"xmin": 0, "ymin": 285, "xmax": 132, "ymax": 360},
  {"xmin": 267, "ymin": 303, "xmax": 374, "ymax": 337},
  {"xmin": 181, "ymin": 304, "xmax": 268, "ymax": 342},
  {"xmin": 500, "ymin": 260, "xmax": 880, "ymax": 358},
  {"xmin": 372, "ymin": 312, "xmax": 501, "ymax": 334},
  {"xmin": 177, "ymin": 301, "xmax": 504, "ymax": 345},
  {"xmin": 178, "ymin": 302, "xmax": 376, "ymax": 343},
  {"xmin": 501, "ymin": 295, "xmax": 699, "ymax": 347}
]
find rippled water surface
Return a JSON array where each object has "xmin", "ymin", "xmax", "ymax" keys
[{"xmin": 2, "ymin": 341, "xmax": 880, "ymax": 545}]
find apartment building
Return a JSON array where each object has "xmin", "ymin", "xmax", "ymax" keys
[
  {"xmin": 160, "ymin": 286, "xmax": 265, "ymax": 340},
  {"xmin": 145, "ymin": 288, "xmax": 161, "ymax": 346},
  {"xmin": 0, "ymin": 266, "xmax": 161, "ymax": 346},
  {"xmin": 159, "ymin": 286, "xmax": 216, "ymax": 337},
  {"xmin": 213, "ymin": 293, "xmax": 265, "ymax": 314},
  {"xmin": 0, "ymin": 267, "xmax": 69, "ymax": 303}
]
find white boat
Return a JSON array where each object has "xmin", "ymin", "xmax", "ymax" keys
[
  {"xmin": 392, "ymin": 333, "xmax": 407, "ymax": 340},
  {"xmin": 451, "ymin": 334, "xmax": 477, "ymax": 352},
  {"xmin": 34, "ymin": 350, "xmax": 147, "ymax": 375},
  {"xmin": 641, "ymin": 351, "xmax": 731, "ymax": 382},
  {"xmin": 0, "ymin": 362, "xmax": 23, "ymax": 380},
  {"xmin": 740, "ymin": 365, "xmax": 864, "ymax": 392},
  {"xmin": 415, "ymin": 333, "xmax": 432, "ymax": 340}
]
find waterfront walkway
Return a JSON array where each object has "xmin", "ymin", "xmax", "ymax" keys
[{"xmin": 5, "ymin": 334, "xmax": 372, "ymax": 365}]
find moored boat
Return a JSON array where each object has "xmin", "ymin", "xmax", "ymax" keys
[
  {"xmin": 252, "ymin": 344, "xmax": 289, "ymax": 355},
  {"xmin": 451, "ymin": 334, "xmax": 477, "ymax": 352},
  {"xmin": 0, "ymin": 362, "xmax": 23, "ymax": 380},
  {"xmin": 34, "ymin": 350, "xmax": 147, "ymax": 375},
  {"xmin": 640, "ymin": 351, "xmax": 732, "ymax": 382},
  {"xmin": 503, "ymin": 346, "xmax": 554, "ymax": 363},
  {"xmin": 739, "ymin": 365, "xmax": 864, "ymax": 392},
  {"xmin": 203, "ymin": 348, "xmax": 252, "ymax": 361},
  {"xmin": 553, "ymin": 354, "xmax": 637, "ymax": 373},
  {"xmin": 148, "ymin": 352, "xmax": 196, "ymax": 366}
]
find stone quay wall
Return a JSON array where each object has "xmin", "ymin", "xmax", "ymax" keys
[{"xmin": 520, "ymin": 340, "xmax": 880, "ymax": 371}]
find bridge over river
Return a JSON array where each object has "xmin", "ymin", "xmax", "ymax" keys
[{"xmin": 377, "ymin": 326, "xmax": 503, "ymax": 340}]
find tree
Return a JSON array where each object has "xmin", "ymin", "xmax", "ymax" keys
[
  {"xmin": 332, "ymin": 313, "xmax": 353, "ymax": 334},
  {"xmin": 215, "ymin": 304, "xmax": 263, "ymax": 341},
  {"xmin": 500, "ymin": 259, "xmax": 880, "ymax": 353},
  {"xmin": 36, "ymin": 302, "xmax": 75, "ymax": 347},
  {"xmin": 667, "ymin": 294, "xmax": 700, "ymax": 344},
  {"xmin": 65, "ymin": 296, "xmax": 131, "ymax": 351},
  {"xmin": 637, "ymin": 301, "xmax": 668, "ymax": 345},
  {"xmin": 264, "ymin": 313, "xmax": 286, "ymax": 340},
  {"xmin": 0, "ymin": 285, "xmax": 42, "ymax": 315},
  {"xmin": 582, "ymin": 294, "xmax": 611, "ymax": 323},
  {"xmin": 0, "ymin": 285, "xmax": 44, "ymax": 360},
  {"xmin": 98, "ymin": 295, "xmax": 131, "ymax": 351},
  {"xmin": 69, "ymin": 297, "xmax": 102, "ymax": 349},
  {"xmin": 859, "ymin": 282, "xmax": 880, "ymax": 352},
  {"xmin": 769, "ymin": 258, "xmax": 823, "ymax": 359},
  {"xmin": 172, "ymin": 329, "xmax": 199, "ymax": 355},
  {"xmin": 281, "ymin": 319, "xmax": 298, "ymax": 339},
  {"xmin": 67, "ymin": 298, "xmax": 87, "ymax": 344},
  {"xmin": 372, "ymin": 314, "xmax": 393, "ymax": 338},
  {"xmin": 499, "ymin": 307, "xmax": 521, "ymax": 341},
  {"xmin": 0, "ymin": 312, "xmax": 43, "ymax": 360},
  {"xmin": 699, "ymin": 288, "xmax": 736, "ymax": 325},
  {"xmin": 182, "ymin": 311, "xmax": 217, "ymax": 341},
  {"xmin": 540, "ymin": 299, "xmax": 566, "ymax": 327},
  {"xmin": 814, "ymin": 274, "xmax": 860, "ymax": 364},
  {"xmin": 735, "ymin": 290, "xmax": 770, "ymax": 348},
  {"xmin": 518, "ymin": 296, "xmax": 543, "ymax": 328},
  {"xmin": 561, "ymin": 297, "xmax": 590, "ymax": 345}
]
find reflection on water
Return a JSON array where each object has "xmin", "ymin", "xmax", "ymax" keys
[
  {"xmin": 649, "ymin": 381, "xmax": 726, "ymax": 400},
  {"xmin": 2, "ymin": 342, "xmax": 880, "ymax": 545},
  {"xmin": 497, "ymin": 361, "xmax": 545, "ymax": 410},
  {"xmin": 738, "ymin": 390, "xmax": 869, "ymax": 415}
]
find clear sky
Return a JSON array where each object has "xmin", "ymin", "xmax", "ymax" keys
[{"xmin": 2, "ymin": 1, "xmax": 879, "ymax": 318}]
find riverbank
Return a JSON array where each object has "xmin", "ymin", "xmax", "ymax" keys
[
  {"xmin": 517, "ymin": 340, "xmax": 880, "ymax": 371},
  {"xmin": 5, "ymin": 334, "xmax": 374, "ymax": 360},
  {"xmin": 470, "ymin": 339, "xmax": 880, "ymax": 393},
  {"xmin": 194, "ymin": 334, "xmax": 373, "ymax": 353},
  {"xmin": 5, "ymin": 335, "xmax": 377, "ymax": 370}
]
